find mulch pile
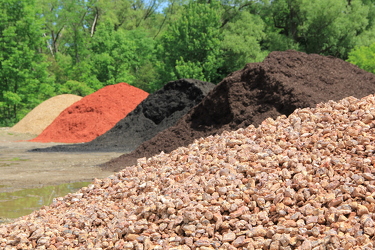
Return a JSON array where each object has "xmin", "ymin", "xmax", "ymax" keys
[
  {"xmin": 29, "ymin": 83, "xmax": 148, "ymax": 143},
  {"xmin": 9, "ymin": 94, "xmax": 82, "ymax": 135},
  {"xmin": 102, "ymin": 50, "xmax": 375, "ymax": 171},
  {"xmin": 32, "ymin": 79, "xmax": 215, "ymax": 152}
]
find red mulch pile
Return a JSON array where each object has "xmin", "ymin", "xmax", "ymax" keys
[{"xmin": 29, "ymin": 83, "xmax": 148, "ymax": 143}]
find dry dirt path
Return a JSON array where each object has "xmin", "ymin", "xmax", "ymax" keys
[{"xmin": 0, "ymin": 127, "xmax": 122, "ymax": 193}]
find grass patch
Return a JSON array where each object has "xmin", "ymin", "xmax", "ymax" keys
[
  {"xmin": 0, "ymin": 157, "xmax": 29, "ymax": 167},
  {"xmin": 8, "ymin": 157, "xmax": 29, "ymax": 161}
]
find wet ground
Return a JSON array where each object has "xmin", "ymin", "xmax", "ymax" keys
[
  {"xmin": 0, "ymin": 182, "xmax": 90, "ymax": 222},
  {"xmin": 0, "ymin": 127, "xmax": 124, "ymax": 222}
]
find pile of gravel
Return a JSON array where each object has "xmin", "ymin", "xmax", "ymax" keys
[{"xmin": 1, "ymin": 94, "xmax": 375, "ymax": 249}]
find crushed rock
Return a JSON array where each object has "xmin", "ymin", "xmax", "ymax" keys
[{"xmin": 2, "ymin": 94, "xmax": 375, "ymax": 249}]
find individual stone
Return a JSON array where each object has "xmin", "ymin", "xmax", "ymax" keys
[
  {"xmin": 125, "ymin": 234, "xmax": 140, "ymax": 241},
  {"xmin": 357, "ymin": 204, "xmax": 369, "ymax": 216},
  {"xmin": 222, "ymin": 232, "xmax": 236, "ymax": 242}
]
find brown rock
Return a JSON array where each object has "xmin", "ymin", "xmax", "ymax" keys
[
  {"xmin": 222, "ymin": 232, "xmax": 236, "ymax": 242},
  {"xmin": 125, "ymin": 234, "xmax": 140, "ymax": 241},
  {"xmin": 357, "ymin": 204, "xmax": 369, "ymax": 216}
]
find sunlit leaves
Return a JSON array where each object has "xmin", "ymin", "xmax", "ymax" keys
[
  {"xmin": 221, "ymin": 11, "xmax": 267, "ymax": 72},
  {"xmin": 347, "ymin": 43, "xmax": 375, "ymax": 74},
  {"xmin": 158, "ymin": 0, "xmax": 223, "ymax": 83},
  {"xmin": 89, "ymin": 20, "xmax": 156, "ymax": 88}
]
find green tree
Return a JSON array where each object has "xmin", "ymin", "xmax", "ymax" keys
[
  {"xmin": 38, "ymin": 0, "xmax": 164, "ymax": 93},
  {"xmin": 220, "ymin": 11, "xmax": 267, "ymax": 73},
  {"xmin": 0, "ymin": 0, "xmax": 53, "ymax": 126},
  {"xmin": 58, "ymin": 80, "xmax": 95, "ymax": 96},
  {"xmin": 353, "ymin": 0, "xmax": 375, "ymax": 47},
  {"xmin": 219, "ymin": 0, "xmax": 261, "ymax": 28},
  {"xmin": 259, "ymin": 0, "xmax": 300, "ymax": 51},
  {"xmin": 299, "ymin": 0, "xmax": 368, "ymax": 57},
  {"xmin": 261, "ymin": 0, "xmax": 371, "ymax": 59},
  {"xmin": 63, "ymin": 0, "xmax": 91, "ymax": 65},
  {"xmin": 157, "ymin": 0, "xmax": 224, "ymax": 84},
  {"xmin": 89, "ymin": 20, "xmax": 156, "ymax": 90},
  {"xmin": 347, "ymin": 43, "xmax": 375, "ymax": 74},
  {"xmin": 90, "ymin": 20, "xmax": 136, "ymax": 85},
  {"xmin": 88, "ymin": 0, "xmax": 167, "ymax": 35},
  {"xmin": 36, "ymin": 0, "xmax": 65, "ymax": 58},
  {"xmin": 36, "ymin": 0, "xmax": 96, "ymax": 91},
  {"xmin": 36, "ymin": 0, "xmax": 84, "ymax": 57}
]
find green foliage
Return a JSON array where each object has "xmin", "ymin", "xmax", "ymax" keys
[
  {"xmin": 175, "ymin": 58, "xmax": 206, "ymax": 80},
  {"xmin": 262, "ymin": 32, "xmax": 300, "ymax": 52},
  {"xmin": 261, "ymin": 0, "xmax": 372, "ymax": 59},
  {"xmin": 352, "ymin": 1, "xmax": 375, "ymax": 47},
  {"xmin": 0, "ymin": 0, "xmax": 52, "ymax": 126},
  {"xmin": 257, "ymin": 0, "xmax": 300, "ymax": 51},
  {"xmin": 347, "ymin": 43, "xmax": 375, "ymax": 74},
  {"xmin": 157, "ymin": 0, "xmax": 224, "ymax": 83},
  {"xmin": 157, "ymin": 0, "xmax": 268, "ymax": 83},
  {"xmin": 221, "ymin": 11, "xmax": 268, "ymax": 73},
  {"xmin": 299, "ymin": 0, "xmax": 369, "ymax": 57},
  {"xmin": 89, "ymin": 21, "xmax": 157, "ymax": 88},
  {"xmin": 58, "ymin": 80, "xmax": 95, "ymax": 96},
  {"xmin": 355, "ymin": 24, "xmax": 375, "ymax": 47},
  {"xmin": 132, "ymin": 62, "xmax": 160, "ymax": 93}
]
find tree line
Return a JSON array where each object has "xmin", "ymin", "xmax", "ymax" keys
[{"xmin": 1, "ymin": 0, "xmax": 375, "ymax": 126}]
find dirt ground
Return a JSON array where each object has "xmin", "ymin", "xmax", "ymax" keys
[{"xmin": 0, "ymin": 127, "xmax": 123, "ymax": 193}]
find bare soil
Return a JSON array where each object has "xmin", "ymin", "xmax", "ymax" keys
[{"xmin": 0, "ymin": 127, "xmax": 122, "ymax": 193}]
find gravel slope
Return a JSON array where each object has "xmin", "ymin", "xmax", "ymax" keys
[{"xmin": 2, "ymin": 94, "xmax": 375, "ymax": 249}]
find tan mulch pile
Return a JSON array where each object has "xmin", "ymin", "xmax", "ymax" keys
[{"xmin": 9, "ymin": 94, "xmax": 82, "ymax": 135}]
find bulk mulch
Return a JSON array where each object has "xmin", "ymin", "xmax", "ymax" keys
[
  {"xmin": 2, "ymin": 94, "xmax": 375, "ymax": 249},
  {"xmin": 29, "ymin": 83, "xmax": 149, "ymax": 143},
  {"xmin": 31, "ymin": 79, "xmax": 215, "ymax": 153},
  {"xmin": 9, "ymin": 94, "xmax": 82, "ymax": 135},
  {"xmin": 102, "ymin": 50, "xmax": 375, "ymax": 171}
]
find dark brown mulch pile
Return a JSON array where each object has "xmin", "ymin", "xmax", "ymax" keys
[{"xmin": 102, "ymin": 50, "xmax": 375, "ymax": 171}]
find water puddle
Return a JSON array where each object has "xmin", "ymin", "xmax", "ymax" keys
[{"xmin": 0, "ymin": 182, "xmax": 90, "ymax": 223}]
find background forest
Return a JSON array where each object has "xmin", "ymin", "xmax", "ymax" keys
[{"xmin": 1, "ymin": 0, "xmax": 375, "ymax": 126}]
